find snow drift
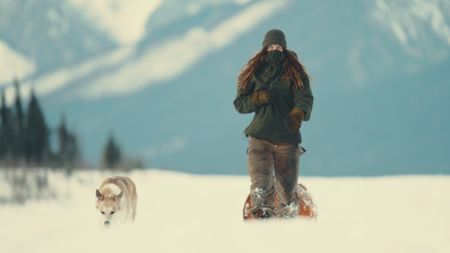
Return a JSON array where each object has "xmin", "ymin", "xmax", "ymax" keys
[{"xmin": 0, "ymin": 169, "xmax": 449, "ymax": 253}]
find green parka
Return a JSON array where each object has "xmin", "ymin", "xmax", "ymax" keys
[{"xmin": 233, "ymin": 61, "xmax": 314, "ymax": 144}]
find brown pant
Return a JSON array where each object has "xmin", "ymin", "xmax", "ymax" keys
[{"xmin": 247, "ymin": 136, "xmax": 303, "ymax": 215}]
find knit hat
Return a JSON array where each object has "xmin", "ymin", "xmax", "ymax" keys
[{"xmin": 262, "ymin": 29, "xmax": 287, "ymax": 48}]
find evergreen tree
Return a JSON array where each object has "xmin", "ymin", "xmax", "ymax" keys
[
  {"xmin": 57, "ymin": 115, "xmax": 80, "ymax": 169},
  {"xmin": 25, "ymin": 90, "xmax": 50, "ymax": 165},
  {"xmin": 0, "ymin": 89, "xmax": 14, "ymax": 161},
  {"xmin": 13, "ymin": 78, "xmax": 26, "ymax": 160},
  {"xmin": 101, "ymin": 134, "xmax": 122, "ymax": 169}
]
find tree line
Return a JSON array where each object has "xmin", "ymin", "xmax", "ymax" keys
[{"xmin": 0, "ymin": 79, "xmax": 136, "ymax": 170}]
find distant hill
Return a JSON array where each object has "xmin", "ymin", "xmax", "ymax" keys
[{"xmin": 1, "ymin": 0, "xmax": 449, "ymax": 175}]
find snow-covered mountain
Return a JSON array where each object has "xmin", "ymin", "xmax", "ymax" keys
[
  {"xmin": 0, "ymin": 0, "xmax": 449, "ymax": 174},
  {"xmin": 0, "ymin": 0, "xmax": 117, "ymax": 74}
]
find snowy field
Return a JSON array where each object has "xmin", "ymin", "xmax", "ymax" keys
[{"xmin": 1, "ymin": 170, "xmax": 449, "ymax": 253}]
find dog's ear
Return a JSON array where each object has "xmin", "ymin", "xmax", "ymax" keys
[
  {"xmin": 116, "ymin": 191, "xmax": 123, "ymax": 200},
  {"xmin": 96, "ymin": 189, "xmax": 103, "ymax": 200}
]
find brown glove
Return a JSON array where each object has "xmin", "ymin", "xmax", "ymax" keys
[
  {"xmin": 251, "ymin": 89, "xmax": 277, "ymax": 106},
  {"xmin": 284, "ymin": 108, "xmax": 305, "ymax": 133}
]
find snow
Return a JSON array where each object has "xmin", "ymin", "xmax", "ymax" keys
[
  {"xmin": 186, "ymin": 0, "xmax": 254, "ymax": 16},
  {"xmin": 2, "ymin": 0, "xmax": 286, "ymax": 102},
  {"xmin": 68, "ymin": 0, "xmax": 162, "ymax": 45},
  {"xmin": 0, "ymin": 40, "xmax": 36, "ymax": 84},
  {"xmin": 2, "ymin": 46, "xmax": 134, "ymax": 104},
  {"xmin": 1, "ymin": 170, "xmax": 449, "ymax": 253},
  {"xmin": 73, "ymin": 0, "xmax": 287, "ymax": 99},
  {"xmin": 372, "ymin": 0, "xmax": 450, "ymax": 58}
]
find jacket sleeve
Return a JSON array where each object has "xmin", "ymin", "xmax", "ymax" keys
[
  {"xmin": 233, "ymin": 80, "xmax": 257, "ymax": 114},
  {"xmin": 293, "ymin": 77, "xmax": 314, "ymax": 121}
]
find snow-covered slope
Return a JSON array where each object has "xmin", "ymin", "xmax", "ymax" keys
[
  {"xmin": 1, "ymin": 170, "xmax": 449, "ymax": 253},
  {"xmin": 68, "ymin": 0, "xmax": 162, "ymax": 45},
  {"xmin": 0, "ymin": 40, "xmax": 36, "ymax": 83},
  {"xmin": 0, "ymin": 0, "xmax": 116, "ymax": 73}
]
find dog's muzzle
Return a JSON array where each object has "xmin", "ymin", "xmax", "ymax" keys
[{"xmin": 104, "ymin": 220, "xmax": 111, "ymax": 226}]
